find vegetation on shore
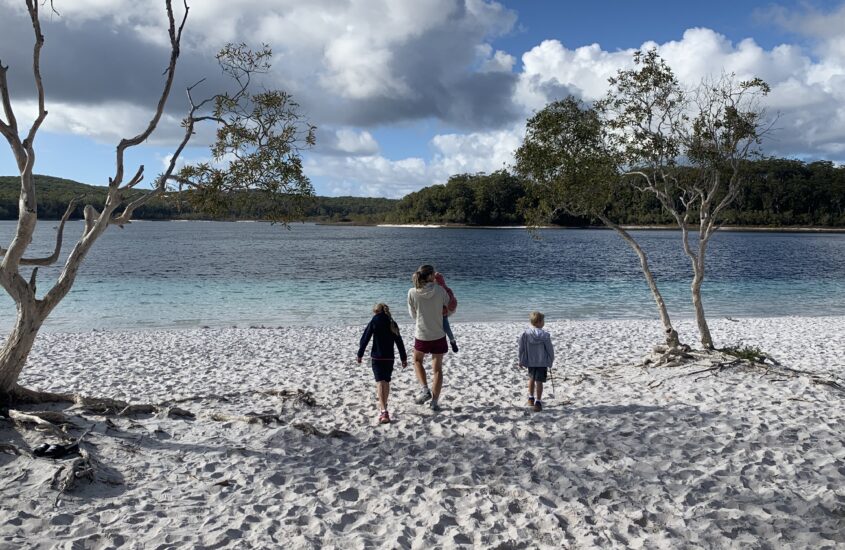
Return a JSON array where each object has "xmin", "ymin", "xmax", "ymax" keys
[{"xmin": 2, "ymin": 156, "xmax": 844, "ymax": 227}]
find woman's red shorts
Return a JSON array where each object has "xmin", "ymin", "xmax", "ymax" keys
[{"xmin": 414, "ymin": 337, "xmax": 448, "ymax": 355}]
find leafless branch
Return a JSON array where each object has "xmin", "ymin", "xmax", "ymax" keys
[
  {"xmin": 83, "ymin": 204, "xmax": 98, "ymax": 235},
  {"xmin": 110, "ymin": 0, "xmax": 187, "ymax": 189},
  {"xmin": 0, "ymin": 62, "xmax": 20, "ymax": 140},
  {"xmin": 112, "ymin": 105, "xmax": 197, "ymax": 225},
  {"xmin": 28, "ymin": 266, "xmax": 38, "ymax": 291},
  {"xmin": 118, "ymin": 165, "xmax": 145, "ymax": 191},
  {"xmin": 23, "ymin": 0, "xmax": 48, "ymax": 152},
  {"xmin": 0, "ymin": 198, "xmax": 79, "ymax": 266}
]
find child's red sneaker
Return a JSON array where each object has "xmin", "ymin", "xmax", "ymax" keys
[{"xmin": 378, "ymin": 410, "xmax": 391, "ymax": 424}]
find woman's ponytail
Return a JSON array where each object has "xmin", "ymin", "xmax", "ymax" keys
[{"xmin": 413, "ymin": 264, "xmax": 435, "ymax": 289}]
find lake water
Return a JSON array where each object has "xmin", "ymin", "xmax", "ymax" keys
[{"xmin": 1, "ymin": 220, "xmax": 844, "ymax": 332}]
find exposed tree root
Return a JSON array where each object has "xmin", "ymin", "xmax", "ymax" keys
[
  {"xmin": 8, "ymin": 410, "xmax": 74, "ymax": 438},
  {"xmin": 638, "ymin": 344, "xmax": 694, "ymax": 369},
  {"xmin": 52, "ymin": 447, "xmax": 122, "ymax": 497},
  {"xmin": 8, "ymin": 386, "xmax": 315, "ymax": 418},
  {"xmin": 71, "ymin": 395, "xmax": 194, "ymax": 418},
  {"xmin": 168, "ymin": 388, "xmax": 316, "ymax": 407},
  {"xmin": 0, "ymin": 442, "xmax": 21, "ymax": 455},
  {"xmin": 262, "ymin": 389, "xmax": 317, "ymax": 407},
  {"xmin": 292, "ymin": 422, "xmax": 350, "ymax": 439},
  {"xmin": 47, "ymin": 429, "xmax": 122, "ymax": 502},
  {"xmin": 184, "ymin": 389, "xmax": 317, "ymax": 425},
  {"xmin": 6, "ymin": 386, "xmax": 194, "ymax": 418},
  {"xmin": 639, "ymin": 347, "xmax": 844, "ymax": 395},
  {"xmin": 565, "ymin": 373, "xmax": 592, "ymax": 386},
  {"xmin": 210, "ymin": 412, "xmax": 282, "ymax": 425},
  {"xmin": 8, "ymin": 386, "xmax": 74, "ymax": 405}
]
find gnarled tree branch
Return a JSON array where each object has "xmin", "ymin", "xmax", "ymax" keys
[
  {"xmin": 110, "ymin": 0, "xmax": 188, "ymax": 190},
  {"xmin": 0, "ymin": 198, "xmax": 78, "ymax": 266}
]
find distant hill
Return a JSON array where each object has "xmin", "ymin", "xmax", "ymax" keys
[
  {"xmin": 4, "ymin": 158, "xmax": 845, "ymax": 227},
  {"xmin": 0, "ymin": 175, "xmax": 398, "ymax": 222},
  {"xmin": 0, "ymin": 175, "xmax": 109, "ymax": 220}
]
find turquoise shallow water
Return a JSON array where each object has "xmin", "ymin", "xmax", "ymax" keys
[{"xmin": 1, "ymin": 221, "xmax": 844, "ymax": 332}]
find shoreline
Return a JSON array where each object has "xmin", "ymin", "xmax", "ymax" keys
[
  {"xmin": 5, "ymin": 311, "xmax": 845, "ymax": 336},
  {"xmin": 375, "ymin": 223, "xmax": 845, "ymax": 233},
  {"xmin": 6, "ymin": 218, "xmax": 845, "ymax": 232},
  {"xmin": 2, "ymin": 316, "xmax": 844, "ymax": 547}
]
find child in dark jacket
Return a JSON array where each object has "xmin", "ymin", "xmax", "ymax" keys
[
  {"xmin": 357, "ymin": 303, "xmax": 408, "ymax": 424},
  {"xmin": 434, "ymin": 272, "xmax": 459, "ymax": 352}
]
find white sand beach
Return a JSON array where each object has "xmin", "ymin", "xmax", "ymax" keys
[{"xmin": 1, "ymin": 316, "xmax": 844, "ymax": 549}]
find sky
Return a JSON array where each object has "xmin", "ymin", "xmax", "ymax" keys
[{"xmin": 1, "ymin": 0, "xmax": 845, "ymax": 198}]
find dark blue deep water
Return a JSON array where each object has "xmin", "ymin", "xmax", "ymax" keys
[{"xmin": 2, "ymin": 221, "xmax": 844, "ymax": 332}]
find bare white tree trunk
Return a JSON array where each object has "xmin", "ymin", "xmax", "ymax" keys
[
  {"xmin": 0, "ymin": 301, "xmax": 43, "ymax": 394},
  {"xmin": 690, "ymin": 272, "xmax": 712, "ymax": 349},
  {"xmin": 597, "ymin": 213, "xmax": 681, "ymax": 348},
  {"xmin": 0, "ymin": 0, "xmax": 189, "ymax": 398}
]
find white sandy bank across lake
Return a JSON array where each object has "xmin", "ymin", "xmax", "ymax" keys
[{"xmin": 2, "ymin": 316, "xmax": 844, "ymax": 549}]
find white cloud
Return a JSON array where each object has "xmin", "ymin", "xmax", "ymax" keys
[
  {"xmin": 312, "ymin": 127, "xmax": 380, "ymax": 157},
  {"xmin": 306, "ymin": 22, "xmax": 845, "ymax": 198},
  {"xmin": 306, "ymin": 123, "xmax": 525, "ymax": 198},
  {"xmin": 12, "ymin": 0, "xmax": 517, "ymax": 117},
  {"xmin": 430, "ymin": 125, "xmax": 522, "ymax": 175},
  {"xmin": 761, "ymin": 2, "xmax": 845, "ymax": 59},
  {"xmin": 479, "ymin": 48, "xmax": 516, "ymax": 73},
  {"xmin": 306, "ymin": 154, "xmax": 428, "ymax": 198},
  {"xmin": 12, "ymin": 99, "xmax": 188, "ymax": 145},
  {"xmin": 5, "ymin": 2, "xmax": 845, "ymax": 197},
  {"xmin": 331, "ymin": 129, "xmax": 380, "ymax": 156},
  {"xmin": 514, "ymin": 27, "xmax": 845, "ymax": 164}
]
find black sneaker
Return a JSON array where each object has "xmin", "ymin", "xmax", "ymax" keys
[{"xmin": 450, "ymin": 340, "xmax": 459, "ymax": 353}]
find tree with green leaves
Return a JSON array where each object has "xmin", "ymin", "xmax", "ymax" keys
[
  {"xmin": 600, "ymin": 49, "xmax": 771, "ymax": 350},
  {"xmin": 514, "ymin": 96, "xmax": 681, "ymax": 349},
  {"xmin": 173, "ymin": 44, "xmax": 315, "ymax": 222},
  {"xmin": 0, "ymin": 1, "xmax": 314, "ymax": 402}
]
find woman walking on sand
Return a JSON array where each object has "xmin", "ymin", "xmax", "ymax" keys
[{"xmin": 408, "ymin": 264, "xmax": 452, "ymax": 411}]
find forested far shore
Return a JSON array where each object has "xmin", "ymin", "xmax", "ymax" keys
[
  {"xmin": 2, "ymin": 157, "xmax": 844, "ymax": 226},
  {"xmin": 0, "ymin": 175, "xmax": 398, "ymax": 224}
]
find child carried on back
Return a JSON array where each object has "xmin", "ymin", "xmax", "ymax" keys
[{"xmin": 434, "ymin": 271, "xmax": 458, "ymax": 352}]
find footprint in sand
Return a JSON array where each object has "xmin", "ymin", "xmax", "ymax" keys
[{"xmin": 338, "ymin": 487, "xmax": 360, "ymax": 502}]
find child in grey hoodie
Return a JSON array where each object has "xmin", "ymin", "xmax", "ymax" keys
[{"xmin": 518, "ymin": 311, "xmax": 555, "ymax": 412}]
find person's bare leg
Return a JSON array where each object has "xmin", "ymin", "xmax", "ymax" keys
[
  {"xmin": 528, "ymin": 378, "xmax": 535, "ymax": 401},
  {"xmin": 535, "ymin": 381, "xmax": 543, "ymax": 403},
  {"xmin": 431, "ymin": 354, "xmax": 444, "ymax": 400},
  {"xmin": 413, "ymin": 350, "xmax": 428, "ymax": 387},
  {"xmin": 377, "ymin": 381, "xmax": 389, "ymax": 411}
]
